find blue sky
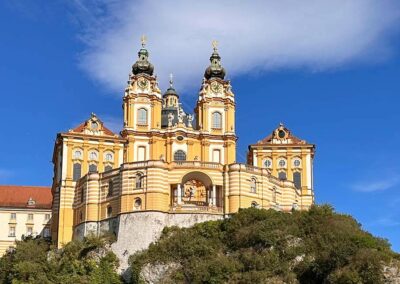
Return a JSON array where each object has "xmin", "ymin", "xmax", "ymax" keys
[{"xmin": 1, "ymin": 1, "xmax": 399, "ymax": 251}]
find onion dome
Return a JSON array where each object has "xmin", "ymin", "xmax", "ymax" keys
[
  {"xmin": 204, "ymin": 40, "xmax": 226, "ymax": 80},
  {"xmin": 132, "ymin": 35, "xmax": 154, "ymax": 76}
]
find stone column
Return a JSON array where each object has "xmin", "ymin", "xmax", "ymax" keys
[
  {"xmin": 177, "ymin": 184, "xmax": 182, "ymax": 205},
  {"xmin": 212, "ymin": 185, "xmax": 216, "ymax": 206}
]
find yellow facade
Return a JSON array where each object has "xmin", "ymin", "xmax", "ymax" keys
[{"xmin": 51, "ymin": 42, "xmax": 315, "ymax": 248}]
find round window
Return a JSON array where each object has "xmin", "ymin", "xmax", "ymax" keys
[
  {"xmin": 264, "ymin": 159, "xmax": 272, "ymax": 168},
  {"xmin": 278, "ymin": 159, "xmax": 286, "ymax": 167},
  {"xmin": 294, "ymin": 159, "xmax": 301, "ymax": 167},
  {"xmin": 134, "ymin": 198, "xmax": 142, "ymax": 209},
  {"xmin": 177, "ymin": 136, "xmax": 184, "ymax": 141},
  {"xmin": 278, "ymin": 130, "xmax": 286, "ymax": 139}
]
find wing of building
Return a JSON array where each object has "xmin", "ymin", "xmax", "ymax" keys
[
  {"xmin": 0, "ymin": 185, "xmax": 52, "ymax": 255},
  {"xmin": 50, "ymin": 41, "xmax": 316, "ymax": 249}
]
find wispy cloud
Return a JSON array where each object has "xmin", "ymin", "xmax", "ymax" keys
[
  {"xmin": 351, "ymin": 175, "xmax": 400, "ymax": 192},
  {"xmin": 68, "ymin": 0, "xmax": 400, "ymax": 93}
]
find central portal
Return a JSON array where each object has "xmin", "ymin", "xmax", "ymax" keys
[{"xmin": 182, "ymin": 179, "xmax": 207, "ymax": 206}]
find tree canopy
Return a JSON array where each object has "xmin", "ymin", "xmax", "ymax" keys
[{"xmin": 130, "ymin": 205, "xmax": 399, "ymax": 283}]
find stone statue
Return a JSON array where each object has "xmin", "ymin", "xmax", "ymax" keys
[
  {"xmin": 168, "ymin": 112, "xmax": 174, "ymax": 127},
  {"xmin": 178, "ymin": 110, "xmax": 184, "ymax": 124},
  {"xmin": 187, "ymin": 114, "xmax": 193, "ymax": 128}
]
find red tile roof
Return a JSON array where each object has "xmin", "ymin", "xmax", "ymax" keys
[{"xmin": 0, "ymin": 185, "xmax": 52, "ymax": 209}]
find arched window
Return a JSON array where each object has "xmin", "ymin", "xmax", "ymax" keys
[
  {"xmin": 134, "ymin": 198, "xmax": 142, "ymax": 210},
  {"xmin": 264, "ymin": 159, "xmax": 272, "ymax": 168},
  {"xmin": 293, "ymin": 172, "xmax": 301, "ymax": 189},
  {"xmin": 278, "ymin": 159, "xmax": 286, "ymax": 168},
  {"xmin": 135, "ymin": 173, "xmax": 143, "ymax": 189},
  {"xmin": 89, "ymin": 151, "xmax": 98, "ymax": 161},
  {"xmin": 107, "ymin": 206, "xmax": 112, "ymax": 218},
  {"xmin": 211, "ymin": 112, "xmax": 222, "ymax": 129},
  {"xmin": 73, "ymin": 150, "xmax": 82, "ymax": 159},
  {"xmin": 278, "ymin": 171, "xmax": 287, "ymax": 180},
  {"xmin": 107, "ymin": 180, "xmax": 113, "ymax": 197},
  {"xmin": 174, "ymin": 150, "xmax": 186, "ymax": 161},
  {"xmin": 105, "ymin": 153, "xmax": 113, "ymax": 162},
  {"xmin": 250, "ymin": 177, "xmax": 257, "ymax": 193},
  {"xmin": 73, "ymin": 163, "xmax": 81, "ymax": 181},
  {"xmin": 137, "ymin": 108, "xmax": 148, "ymax": 125},
  {"xmin": 294, "ymin": 159, "xmax": 301, "ymax": 167},
  {"xmin": 105, "ymin": 165, "xmax": 113, "ymax": 172},
  {"xmin": 89, "ymin": 164, "xmax": 97, "ymax": 173}
]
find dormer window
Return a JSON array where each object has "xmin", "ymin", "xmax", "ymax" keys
[{"xmin": 27, "ymin": 198, "xmax": 36, "ymax": 206}]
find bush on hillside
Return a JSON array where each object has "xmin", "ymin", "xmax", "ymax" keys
[
  {"xmin": 0, "ymin": 235, "xmax": 122, "ymax": 284},
  {"xmin": 129, "ymin": 205, "xmax": 398, "ymax": 284}
]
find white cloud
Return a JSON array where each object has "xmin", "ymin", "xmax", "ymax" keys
[
  {"xmin": 70, "ymin": 0, "xmax": 400, "ymax": 93},
  {"xmin": 351, "ymin": 175, "xmax": 400, "ymax": 192}
]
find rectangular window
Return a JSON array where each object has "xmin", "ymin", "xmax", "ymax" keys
[
  {"xmin": 9, "ymin": 226, "xmax": 15, "ymax": 237},
  {"xmin": 137, "ymin": 146, "xmax": 146, "ymax": 161},
  {"xmin": 293, "ymin": 172, "xmax": 302, "ymax": 189},
  {"xmin": 26, "ymin": 227, "xmax": 33, "ymax": 235},
  {"xmin": 212, "ymin": 149, "xmax": 221, "ymax": 163},
  {"xmin": 45, "ymin": 214, "xmax": 50, "ymax": 221},
  {"xmin": 27, "ymin": 213, "xmax": 33, "ymax": 221},
  {"xmin": 10, "ymin": 213, "xmax": 16, "ymax": 220},
  {"xmin": 73, "ymin": 163, "xmax": 82, "ymax": 181},
  {"xmin": 137, "ymin": 108, "xmax": 148, "ymax": 125}
]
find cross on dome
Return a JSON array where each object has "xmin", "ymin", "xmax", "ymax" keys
[
  {"xmin": 169, "ymin": 73, "xmax": 174, "ymax": 88},
  {"xmin": 140, "ymin": 35, "xmax": 147, "ymax": 48}
]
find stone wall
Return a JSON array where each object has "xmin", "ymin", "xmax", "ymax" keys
[{"xmin": 110, "ymin": 211, "xmax": 223, "ymax": 277}]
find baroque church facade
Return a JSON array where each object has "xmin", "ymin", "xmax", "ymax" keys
[{"xmin": 51, "ymin": 40, "xmax": 315, "ymax": 249}]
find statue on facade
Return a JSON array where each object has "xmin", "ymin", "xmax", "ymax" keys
[
  {"xmin": 187, "ymin": 114, "xmax": 193, "ymax": 128},
  {"xmin": 168, "ymin": 112, "xmax": 174, "ymax": 127}
]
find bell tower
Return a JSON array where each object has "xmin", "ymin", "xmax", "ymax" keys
[
  {"xmin": 195, "ymin": 41, "xmax": 236, "ymax": 164},
  {"xmin": 121, "ymin": 36, "xmax": 163, "ymax": 162}
]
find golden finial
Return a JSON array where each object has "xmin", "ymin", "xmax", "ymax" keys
[
  {"xmin": 212, "ymin": 40, "xmax": 218, "ymax": 51},
  {"xmin": 140, "ymin": 35, "xmax": 147, "ymax": 48},
  {"xmin": 169, "ymin": 73, "xmax": 173, "ymax": 88}
]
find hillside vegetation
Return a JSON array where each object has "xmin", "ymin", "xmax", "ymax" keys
[
  {"xmin": 130, "ymin": 205, "xmax": 399, "ymax": 284},
  {"xmin": 0, "ymin": 235, "xmax": 122, "ymax": 284}
]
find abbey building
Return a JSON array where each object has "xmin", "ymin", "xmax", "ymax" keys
[{"xmin": 50, "ymin": 40, "xmax": 315, "ymax": 250}]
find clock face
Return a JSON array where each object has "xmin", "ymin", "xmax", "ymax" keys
[
  {"xmin": 138, "ymin": 78, "xmax": 148, "ymax": 90},
  {"xmin": 210, "ymin": 82, "xmax": 222, "ymax": 94}
]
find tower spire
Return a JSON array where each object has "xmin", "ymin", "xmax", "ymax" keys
[
  {"xmin": 204, "ymin": 40, "xmax": 226, "ymax": 80},
  {"xmin": 132, "ymin": 35, "xmax": 154, "ymax": 76},
  {"xmin": 169, "ymin": 73, "xmax": 174, "ymax": 88}
]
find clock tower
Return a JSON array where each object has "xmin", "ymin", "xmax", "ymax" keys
[
  {"xmin": 121, "ymin": 37, "xmax": 163, "ymax": 162},
  {"xmin": 195, "ymin": 41, "xmax": 236, "ymax": 164}
]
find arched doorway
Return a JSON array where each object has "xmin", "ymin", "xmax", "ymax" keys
[{"xmin": 171, "ymin": 171, "xmax": 220, "ymax": 209}]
